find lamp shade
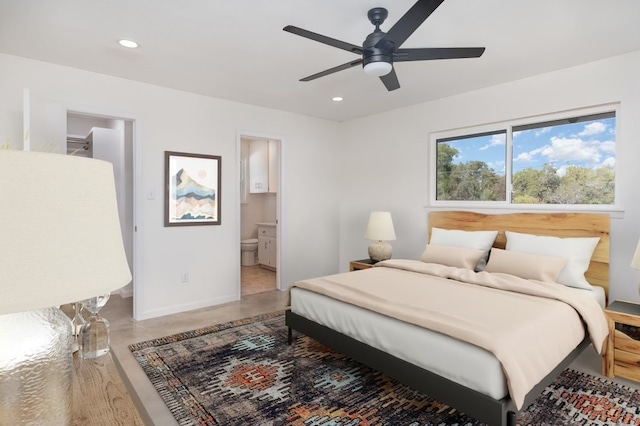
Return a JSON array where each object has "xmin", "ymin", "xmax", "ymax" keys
[
  {"xmin": 364, "ymin": 211, "xmax": 396, "ymax": 241},
  {"xmin": 0, "ymin": 150, "xmax": 132, "ymax": 315},
  {"xmin": 632, "ymin": 239, "xmax": 640, "ymax": 270}
]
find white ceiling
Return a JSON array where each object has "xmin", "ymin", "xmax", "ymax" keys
[{"xmin": 1, "ymin": 0, "xmax": 639, "ymax": 122}]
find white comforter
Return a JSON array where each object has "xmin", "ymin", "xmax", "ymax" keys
[{"xmin": 290, "ymin": 259, "xmax": 609, "ymax": 409}]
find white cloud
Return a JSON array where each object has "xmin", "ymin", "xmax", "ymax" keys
[
  {"xmin": 599, "ymin": 140, "xmax": 616, "ymax": 154},
  {"xmin": 556, "ymin": 165, "xmax": 568, "ymax": 177},
  {"xmin": 541, "ymin": 137, "xmax": 601, "ymax": 164},
  {"xmin": 601, "ymin": 157, "xmax": 615, "ymax": 168},
  {"xmin": 514, "ymin": 147, "xmax": 545, "ymax": 163},
  {"xmin": 577, "ymin": 121, "xmax": 607, "ymax": 137},
  {"xmin": 535, "ymin": 127, "xmax": 552, "ymax": 137},
  {"xmin": 480, "ymin": 133, "xmax": 506, "ymax": 150},
  {"xmin": 513, "ymin": 136, "xmax": 614, "ymax": 168}
]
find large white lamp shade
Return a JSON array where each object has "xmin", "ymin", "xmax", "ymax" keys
[
  {"xmin": 0, "ymin": 150, "xmax": 132, "ymax": 314},
  {"xmin": 0, "ymin": 150, "xmax": 132, "ymax": 424}
]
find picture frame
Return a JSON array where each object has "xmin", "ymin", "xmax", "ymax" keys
[{"xmin": 164, "ymin": 151, "xmax": 221, "ymax": 226}]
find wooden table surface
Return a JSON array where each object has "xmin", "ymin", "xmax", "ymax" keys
[{"xmin": 72, "ymin": 352, "xmax": 145, "ymax": 425}]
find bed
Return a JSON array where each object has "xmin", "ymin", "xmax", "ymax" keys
[{"xmin": 285, "ymin": 211, "xmax": 611, "ymax": 426}]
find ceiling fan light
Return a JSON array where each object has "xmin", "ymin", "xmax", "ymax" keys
[
  {"xmin": 363, "ymin": 61, "xmax": 392, "ymax": 77},
  {"xmin": 118, "ymin": 39, "xmax": 139, "ymax": 49}
]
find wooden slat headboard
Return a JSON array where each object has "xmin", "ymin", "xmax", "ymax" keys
[{"xmin": 428, "ymin": 211, "xmax": 611, "ymax": 298}]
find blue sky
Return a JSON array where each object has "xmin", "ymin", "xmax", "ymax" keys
[{"xmin": 444, "ymin": 117, "xmax": 616, "ymax": 176}]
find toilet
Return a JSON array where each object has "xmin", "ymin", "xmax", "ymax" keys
[{"xmin": 241, "ymin": 238, "xmax": 259, "ymax": 266}]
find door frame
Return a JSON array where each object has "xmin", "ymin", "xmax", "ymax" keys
[{"xmin": 236, "ymin": 130, "xmax": 284, "ymax": 296}]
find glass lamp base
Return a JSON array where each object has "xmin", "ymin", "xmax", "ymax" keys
[
  {"xmin": 79, "ymin": 293, "xmax": 111, "ymax": 359},
  {"xmin": 79, "ymin": 315, "xmax": 110, "ymax": 359},
  {"xmin": 0, "ymin": 307, "xmax": 73, "ymax": 424}
]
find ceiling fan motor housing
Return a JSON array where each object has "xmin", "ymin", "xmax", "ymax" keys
[{"xmin": 362, "ymin": 30, "xmax": 392, "ymax": 67}]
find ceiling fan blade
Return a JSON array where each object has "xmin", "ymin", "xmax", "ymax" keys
[
  {"xmin": 394, "ymin": 47, "xmax": 485, "ymax": 61},
  {"xmin": 300, "ymin": 59, "xmax": 363, "ymax": 82},
  {"xmin": 379, "ymin": 68, "xmax": 400, "ymax": 91},
  {"xmin": 283, "ymin": 26, "xmax": 364, "ymax": 55},
  {"xmin": 376, "ymin": 0, "xmax": 445, "ymax": 51}
]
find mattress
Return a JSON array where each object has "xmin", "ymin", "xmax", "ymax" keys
[{"xmin": 290, "ymin": 284, "xmax": 603, "ymax": 400}]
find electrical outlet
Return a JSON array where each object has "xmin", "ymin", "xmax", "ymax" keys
[{"xmin": 181, "ymin": 272, "xmax": 189, "ymax": 283}]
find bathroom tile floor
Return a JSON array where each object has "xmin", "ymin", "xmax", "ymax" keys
[{"xmin": 241, "ymin": 265, "xmax": 276, "ymax": 296}]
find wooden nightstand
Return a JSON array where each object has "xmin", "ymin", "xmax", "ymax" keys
[
  {"xmin": 349, "ymin": 258, "xmax": 376, "ymax": 271},
  {"xmin": 603, "ymin": 300, "xmax": 640, "ymax": 382}
]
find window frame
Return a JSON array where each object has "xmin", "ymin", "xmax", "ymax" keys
[{"xmin": 428, "ymin": 103, "xmax": 621, "ymax": 213}]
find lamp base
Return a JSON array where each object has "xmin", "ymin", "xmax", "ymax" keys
[
  {"xmin": 79, "ymin": 293, "xmax": 111, "ymax": 359},
  {"xmin": 0, "ymin": 307, "xmax": 73, "ymax": 424},
  {"xmin": 368, "ymin": 240, "xmax": 393, "ymax": 262}
]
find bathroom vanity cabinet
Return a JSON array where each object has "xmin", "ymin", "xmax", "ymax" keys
[{"xmin": 257, "ymin": 223, "xmax": 277, "ymax": 270}]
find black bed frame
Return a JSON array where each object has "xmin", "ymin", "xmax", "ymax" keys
[{"xmin": 286, "ymin": 309, "xmax": 590, "ymax": 426}]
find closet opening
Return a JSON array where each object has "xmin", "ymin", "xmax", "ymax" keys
[{"xmin": 66, "ymin": 111, "xmax": 137, "ymax": 319}]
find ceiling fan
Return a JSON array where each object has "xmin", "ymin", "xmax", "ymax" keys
[{"xmin": 283, "ymin": 0, "xmax": 485, "ymax": 91}]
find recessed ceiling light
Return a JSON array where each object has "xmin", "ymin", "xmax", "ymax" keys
[
  {"xmin": 118, "ymin": 39, "xmax": 139, "ymax": 49},
  {"xmin": 332, "ymin": 97, "xmax": 344, "ymax": 102}
]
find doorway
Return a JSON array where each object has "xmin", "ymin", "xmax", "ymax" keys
[
  {"xmin": 239, "ymin": 134, "xmax": 281, "ymax": 296},
  {"xmin": 66, "ymin": 111, "xmax": 136, "ymax": 315}
]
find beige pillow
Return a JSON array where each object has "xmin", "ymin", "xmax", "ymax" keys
[
  {"xmin": 421, "ymin": 244, "xmax": 486, "ymax": 270},
  {"xmin": 429, "ymin": 227, "xmax": 498, "ymax": 271},
  {"xmin": 505, "ymin": 231, "xmax": 600, "ymax": 289},
  {"xmin": 484, "ymin": 248, "xmax": 569, "ymax": 282}
]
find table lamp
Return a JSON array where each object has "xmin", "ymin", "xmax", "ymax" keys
[
  {"xmin": 364, "ymin": 211, "xmax": 396, "ymax": 262},
  {"xmin": 0, "ymin": 150, "xmax": 132, "ymax": 424},
  {"xmin": 631, "ymin": 239, "xmax": 640, "ymax": 295}
]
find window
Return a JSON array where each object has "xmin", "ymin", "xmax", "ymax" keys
[
  {"xmin": 432, "ymin": 106, "xmax": 617, "ymax": 208},
  {"xmin": 436, "ymin": 130, "xmax": 507, "ymax": 201}
]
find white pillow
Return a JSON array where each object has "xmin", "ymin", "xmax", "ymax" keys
[
  {"xmin": 429, "ymin": 227, "xmax": 499, "ymax": 271},
  {"xmin": 505, "ymin": 231, "xmax": 600, "ymax": 290},
  {"xmin": 484, "ymin": 248, "xmax": 569, "ymax": 282},
  {"xmin": 421, "ymin": 244, "xmax": 486, "ymax": 270}
]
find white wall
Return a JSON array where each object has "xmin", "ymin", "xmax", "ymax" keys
[
  {"xmin": 4, "ymin": 49, "xmax": 639, "ymax": 318},
  {"xmin": 339, "ymin": 49, "xmax": 640, "ymax": 304},
  {"xmin": 0, "ymin": 53, "xmax": 342, "ymax": 320}
]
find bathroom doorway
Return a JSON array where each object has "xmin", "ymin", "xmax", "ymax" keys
[{"xmin": 239, "ymin": 134, "xmax": 281, "ymax": 296}]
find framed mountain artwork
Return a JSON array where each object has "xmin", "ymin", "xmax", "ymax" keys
[{"xmin": 164, "ymin": 151, "xmax": 221, "ymax": 226}]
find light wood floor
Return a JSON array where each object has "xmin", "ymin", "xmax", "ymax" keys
[{"xmin": 78, "ymin": 290, "xmax": 640, "ymax": 426}]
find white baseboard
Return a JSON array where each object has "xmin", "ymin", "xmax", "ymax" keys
[{"xmin": 136, "ymin": 294, "xmax": 239, "ymax": 321}]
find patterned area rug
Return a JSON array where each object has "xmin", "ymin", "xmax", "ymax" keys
[{"xmin": 129, "ymin": 312, "xmax": 640, "ymax": 425}]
